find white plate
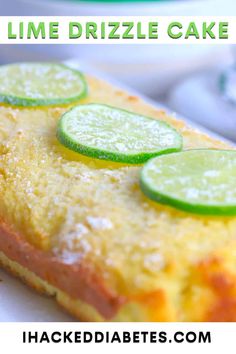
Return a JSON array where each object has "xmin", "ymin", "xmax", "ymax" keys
[
  {"xmin": 0, "ymin": 269, "xmax": 73, "ymax": 321},
  {"xmin": 0, "ymin": 68, "xmax": 232, "ymax": 322}
]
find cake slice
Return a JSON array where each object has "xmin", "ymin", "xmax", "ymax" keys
[{"xmin": 0, "ymin": 74, "xmax": 235, "ymax": 321}]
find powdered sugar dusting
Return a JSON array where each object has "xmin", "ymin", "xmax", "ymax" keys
[
  {"xmin": 0, "ymin": 63, "xmax": 84, "ymax": 101},
  {"xmin": 143, "ymin": 253, "xmax": 165, "ymax": 272},
  {"xmin": 87, "ymin": 216, "xmax": 113, "ymax": 230},
  {"xmin": 63, "ymin": 104, "xmax": 181, "ymax": 156}
]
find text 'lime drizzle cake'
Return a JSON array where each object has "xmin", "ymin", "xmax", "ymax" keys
[{"xmin": 0, "ymin": 63, "xmax": 236, "ymax": 321}]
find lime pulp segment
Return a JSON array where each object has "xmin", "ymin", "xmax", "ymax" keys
[
  {"xmin": 140, "ymin": 149, "xmax": 236, "ymax": 216},
  {"xmin": 0, "ymin": 63, "xmax": 87, "ymax": 107},
  {"xmin": 57, "ymin": 104, "xmax": 183, "ymax": 164}
]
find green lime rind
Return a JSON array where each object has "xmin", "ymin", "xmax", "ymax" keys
[
  {"xmin": 0, "ymin": 63, "xmax": 87, "ymax": 107},
  {"xmin": 57, "ymin": 103, "xmax": 183, "ymax": 164},
  {"xmin": 140, "ymin": 149, "xmax": 236, "ymax": 216}
]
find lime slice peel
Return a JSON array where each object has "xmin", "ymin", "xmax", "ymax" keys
[
  {"xmin": 57, "ymin": 104, "xmax": 183, "ymax": 164},
  {"xmin": 140, "ymin": 149, "xmax": 236, "ymax": 216},
  {"xmin": 0, "ymin": 63, "xmax": 87, "ymax": 107}
]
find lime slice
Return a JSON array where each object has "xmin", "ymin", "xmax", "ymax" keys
[
  {"xmin": 140, "ymin": 149, "xmax": 236, "ymax": 216},
  {"xmin": 0, "ymin": 63, "xmax": 87, "ymax": 107},
  {"xmin": 57, "ymin": 104, "xmax": 182, "ymax": 164}
]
